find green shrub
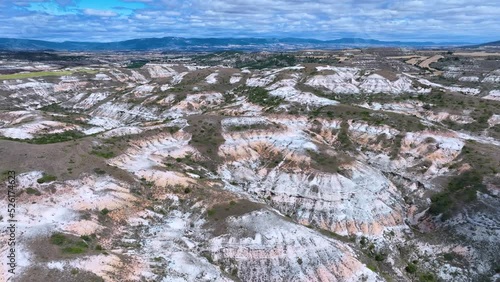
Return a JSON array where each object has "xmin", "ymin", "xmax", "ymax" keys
[
  {"xmin": 419, "ymin": 272, "xmax": 436, "ymax": 282},
  {"xmin": 443, "ymin": 253, "xmax": 454, "ymax": 261},
  {"xmin": 374, "ymin": 253, "xmax": 386, "ymax": 261},
  {"xmin": 50, "ymin": 233, "xmax": 66, "ymax": 245},
  {"xmin": 126, "ymin": 60, "xmax": 148, "ymax": 68},
  {"xmin": 338, "ymin": 121, "xmax": 354, "ymax": 150},
  {"xmin": 28, "ymin": 130, "xmax": 84, "ymax": 144},
  {"xmin": 235, "ymin": 54, "xmax": 297, "ymax": 69},
  {"xmin": 207, "ymin": 209, "xmax": 216, "ymax": 216},
  {"xmin": 91, "ymin": 150, "xmax": 115, "ymax": 159},
  {"xmin": 37, "ymin": 174, "xmax": 57, "ymax": 184},
  {"xmin": 26, "ymin": 187, "xmax": 41, "ymax": 196},
  {"xmin": 100, "ymin": 208, "xmax": 110, "ymax": 215},
  {"xmin": 93, "ymin": 168, "xmax": 106, "ymax": 175},
  {"xmin": 405, "ymin": 263, "xmax": 417, "ymax": 274},
  {"xmin": 244, "ymin": 87, "xmax": 283, "ymax": 107}
]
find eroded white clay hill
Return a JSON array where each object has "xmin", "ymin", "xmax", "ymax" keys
[{"xmin": 0, "ymin": 49, "xmax": 499, "ymax": 282}]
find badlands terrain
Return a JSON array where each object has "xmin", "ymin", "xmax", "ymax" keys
[{"xmin": 0, "ymin": 49, "xmax": 499, "ymax": 282}]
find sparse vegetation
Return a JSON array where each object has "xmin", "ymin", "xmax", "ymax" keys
[
  {"xmin": 390, "ymin": 134, "xmax": 404, "ymax": 160},
  {"xmin": 238, "ymin": 86, "xmax": 283, "ymax": 107},
  {"xmin": 338, "ymin": 120, "xmax": 354, "ymax": 150},
  {"xmin": 226, "ymin": 123, "xmax": 274, "ymax": 131},
  {"xmin": 308, "ymin": 149, "xmax": 353, "ymax": 173},
  {"xmin": 235, "ymin": 53, "xmax": 297, "ymax": 69},
  {"xmin": 93, "ymin": 168, "xmax": 106, "ymax": 175},
  {"xmin": 126, "ymin": 60, "xmax": 148, "ymax": 68},
  {"xmin": 39, "ymin": 103, "xmax": 67, "ymax": 113},
  {"xmin": 429, "ymin": 170, "xmax": 487, "ymax": 220},
  {"xmin": 405, "ymin": 262, "xmax": 418, "ymax": 274},
  {"xmin": 419, "ymin": 272, "xmax": 436, "ymax": 282},
  {"xmin": 91, "ymin": 149, "xmax": 115, "ymax": 159},
  {"xmin": 27, "ymin": 130, "xmax": 85, "ymax": 144},
  {"xmin": 50, "ymin": 233, "xmax": 88, "ymax": 254}
]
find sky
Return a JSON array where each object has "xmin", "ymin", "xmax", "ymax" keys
[{"xmin": 0, "ymin": 0, "xmax": 498, "ymax": 43}]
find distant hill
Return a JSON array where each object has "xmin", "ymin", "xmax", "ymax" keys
[
  {"xmin": 478, "ymin": 40, "xmax": 500, "ymax": 47},
  {"xmin": 0, "ymin": 37, "xmax": 471, "ymax": 52}
]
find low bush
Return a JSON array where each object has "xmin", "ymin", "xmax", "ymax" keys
[
  {"xmin": 28, "ymin": 130, "xmax": 84, "ymax": 144},
  {"xmin": 37, "ymin": 174, "xmax": 57, "ymax": 184},
  {"xmin": 405, "ymin": 263, "xmax": 417, "ymax": 274}
]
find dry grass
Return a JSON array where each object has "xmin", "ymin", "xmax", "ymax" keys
[{"xmin": 0, "ymin": 138, "xmax": 134, "ymax": 183}]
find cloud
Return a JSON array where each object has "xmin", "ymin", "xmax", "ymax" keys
[
  {"xmin": 0, "ymin": 0, "xmax": 498, "ymax": 42},
  {"xmin": 54, "ymin": 0, "xmax": 78, "ymax": 7},
  {"xmin": 83, "ymin": 8, "xmax": 117, "ymax": 17}
]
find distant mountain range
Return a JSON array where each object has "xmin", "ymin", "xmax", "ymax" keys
[
  {"xmin": 476, "ymin": 40, "xmax": 500, "ymax": 47},
  {"xmin": 0, "ymin": 37, "xmax": 477, "ymax": 52}
]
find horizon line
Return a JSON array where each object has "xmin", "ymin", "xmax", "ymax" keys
[{"xmin": 0, "ymin": 36, "xmax": 483, "ymax": 45}]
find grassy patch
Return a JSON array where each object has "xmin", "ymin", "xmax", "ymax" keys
[
  {"xmin": 0, "ymin": 69, "xmax": 96, "ymax": 80},
  {"xmin": 0, "ymin": 70, "xmax": 73, "ymax": 80}
]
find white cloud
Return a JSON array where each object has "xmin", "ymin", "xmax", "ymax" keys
[{"xmin": 83, "ymin": 9, "xmax": 117, "ymax": 17}]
